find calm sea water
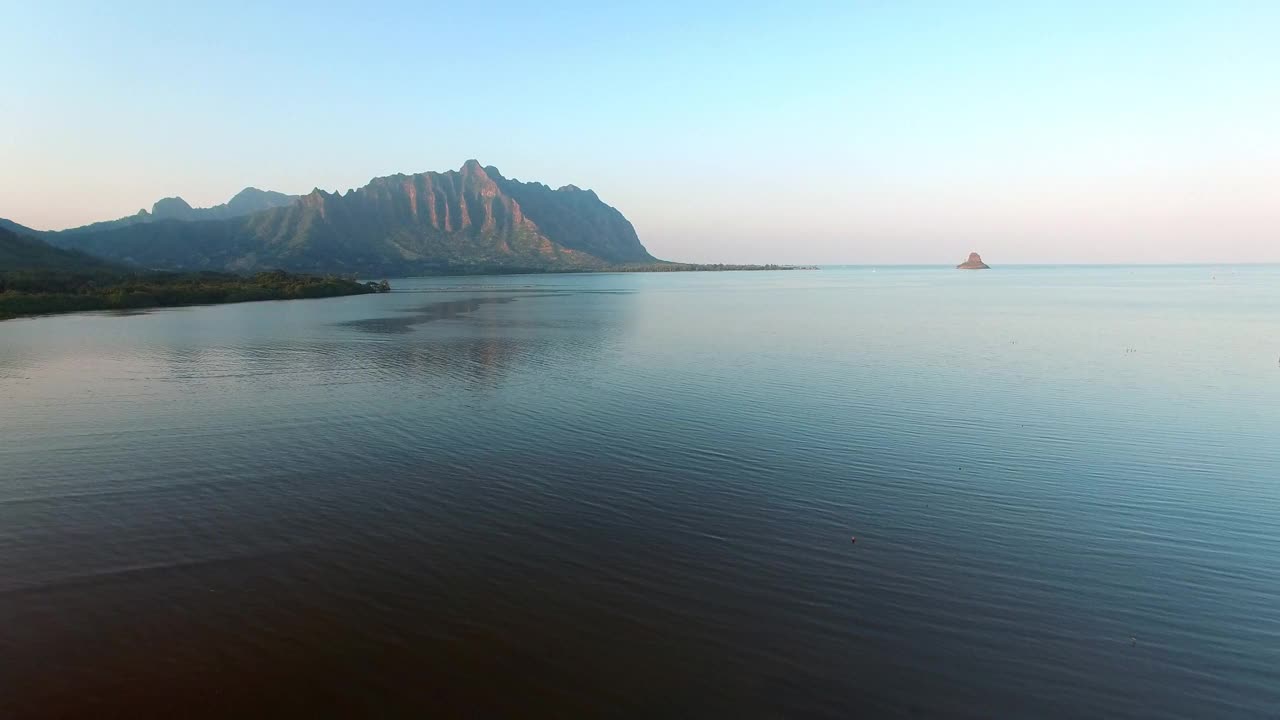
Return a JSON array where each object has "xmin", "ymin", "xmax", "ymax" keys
[{"xmin": 1, "ymin": 267, "xmax": 1278, "ymax": 718}]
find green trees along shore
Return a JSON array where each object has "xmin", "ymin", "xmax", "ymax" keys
[{"xmin": 0, "ymin": 269, "xmax": 390, "ymax": 320}]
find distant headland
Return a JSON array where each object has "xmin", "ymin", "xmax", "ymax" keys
[
  {"xmin": 0, "ymin": 161, "xmax": 794, "ymax": 277},
  {"xmin": 956, "ymin": 252, "xmax": 990, "ymax": 270}
]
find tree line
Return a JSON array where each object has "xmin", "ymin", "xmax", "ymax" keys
[{"xmin": 0, "ymin": 269, "xmax": 390, "ymax": 320}]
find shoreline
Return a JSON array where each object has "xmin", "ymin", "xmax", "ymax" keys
[
  {"xmin": 346, "ymin": 263, "xmax": 817, "ymax": 277},
  {"xmin": 0, "ymin": 271, "xmax": 388, "ymax": 321}
]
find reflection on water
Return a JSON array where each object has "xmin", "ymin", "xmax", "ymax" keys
[
  {"xmin": 340, "ymin": 296, "xmax": 519, "ymax": 333},
  {"xmin": 1, "ymin": 268, "xmax": 1279, "ymax": 718},
  {"xmin": 340, "ymin": 289, "xmax": 635, "ymax": 335}
]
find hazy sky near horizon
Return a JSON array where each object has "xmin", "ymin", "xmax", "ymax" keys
[{"xmin": 3, "ymin": 1, "xmax": 1278, "ymax": 263}]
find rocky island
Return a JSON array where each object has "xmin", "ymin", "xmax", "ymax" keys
[{"xmin": 956, "ymin": 252, "xmax": 990, "ymax": 270}]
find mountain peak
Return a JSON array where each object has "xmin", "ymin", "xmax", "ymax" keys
[
  {"xmin": 226, "ymin": 187, "xmax": 299, "ymax": 215},
  {"xmin": 459, "ymin": 160, "xmax": 493, "ymax": 186},
  {"xmin": 151, "ymin": 197, "xmax": 195, "ymax": 220},
  {"xmin": 230, "ymin": 187, "xmax": 267, "ymax": 201}
]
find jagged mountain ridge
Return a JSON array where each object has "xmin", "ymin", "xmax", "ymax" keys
[
  {"xmin": 152, "ymin": 187, "xmax": 300, "ymax": 222},
  {"xmin": 43, "ymin": 161, "xmax": 656, "ymax": 273},
  {"xmin": 58, "ymin": 187, "xmax": 301, "ymax": 235}
]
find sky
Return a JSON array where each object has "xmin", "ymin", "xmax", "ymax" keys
[{"xmin": 2, "ymin": 0, "xmax": 1278, "ymax": 264}]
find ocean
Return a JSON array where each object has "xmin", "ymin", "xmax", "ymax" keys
[{"xmin": 1, "ymin": 266, "xmax": 1277, "ymax": 717}]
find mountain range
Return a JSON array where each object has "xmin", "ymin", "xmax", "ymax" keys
[{"xmin": 2, "ymin": 161, "xmax": 657, "ymax": 275}]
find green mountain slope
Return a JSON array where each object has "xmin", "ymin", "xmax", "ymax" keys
[
  {"xmin": 45, "ymin": 161, "xmax": 657, "ymax": 274},
  {"xmin": 0, "ymin": 218, "xmax": 43, "ymax": 237},
  {"xmin": 0, "ymin": 226, "xmax": 115, "ymax": 271}
]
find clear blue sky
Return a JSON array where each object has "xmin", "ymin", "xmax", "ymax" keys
[{"xmin": 3, "ymin": 1, "xmax": 1277, "ymax": 263}]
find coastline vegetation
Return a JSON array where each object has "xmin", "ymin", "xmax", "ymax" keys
[
  {"xmin": 388, "ymin": 262, "xmax": 816, "ymax": 276},
  {"xmin": 0, "ymin": 269, "xmax": 390, "ymax": 320}
]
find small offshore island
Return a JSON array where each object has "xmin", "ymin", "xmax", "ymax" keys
[{"xmin": 956, "ymin": 252, "xmax": 990, "ymax": 270}]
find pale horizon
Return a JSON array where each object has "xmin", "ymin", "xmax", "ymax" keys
[{"xmin": 3, "ymin": 1, "xmax": 1278, "ymax": 264}]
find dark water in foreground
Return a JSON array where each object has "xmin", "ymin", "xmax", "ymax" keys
[{"xmin": 2, "ymin": 267, "xmax": 1278, "ymax": 718}]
